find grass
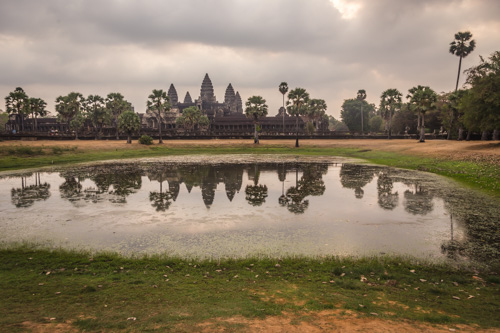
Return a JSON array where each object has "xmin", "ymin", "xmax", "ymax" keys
[
  {"xmin": 1, "ymin": 245, "xmax": 499, "ymax": 332},
  {"xmin": 1, "ymin": 144, "xmax": 499, "ymax": 197}
]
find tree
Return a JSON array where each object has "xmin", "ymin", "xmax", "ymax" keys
[
  {"xmin": 27, "ymin": 97, "xmax": 47, "ymax": 132},
  {"xmin": 118, "ymin": 110, "xmax": 141, "ymax": 144},
  {"xmin": 55, "ymin": 92, "xmax": 84, "ymax": 131},
  {"xmin": 5, "ymin": 87, "xmax": 28, "ymax": 132},
  {"xmin": 175, "ymin": 106, "xmax": 209, "ymax": 132},
  {"xmin": 356, "ymin": 89, "xmax": 367, "ymax": 133},
  {"xmin": 379, "ymin": 88, "xmax": 402, "ymax": 139},
  {"xmin": 147, "ymin": 89, "xmax": 170, "ymax": 144},
  {"xmin": 70, "ymin": 112, "xmax": 85, "ymax": 139},
  {"xmin": 245, "ymin": 96, "xmax": 268, "ymax": 144},
  {"xmin": 106, "ymin": 93, "xmax": 132, "ymax": 140},
  {"xmin": 340, "ymin": 98, "xmax": 374, "ymax": 133},
  {"xmin": 279, "ymin": 82, "xmax": 288, "ymax": 133},
  {"xmin": 450, "ymin": 31, "xmax": 476, "ymax": 91},
  {"xmin": 287, "ymin": 88, "xmax": 309, "ymax": 147},
  {"xmin": 306, "ymin": 98, "xmax": 327, "ymax": 131},
  {"xmin": 460, "ymin": 51, "xmax": 500, "ymax": 140},
  {"xmin": 84, "ymin": 95, "xmax": 109, "ymax": 139},
  {"xmin": 407, "ymin": 85, "xmax": 437, "ymax": 142}
]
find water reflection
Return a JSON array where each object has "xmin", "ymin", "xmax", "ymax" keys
[
  {"xmin": 11, "ymin": 173, "xmax": 51, "ymax": 208},
  {"xmin": 1, "ymin": 160, "xmax": 498, "ymax": 263}
]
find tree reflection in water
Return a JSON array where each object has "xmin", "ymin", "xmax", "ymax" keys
[
  {"xmin": 282, "ymin": 164, "xmax": 327, "ymax": 214},
  {"xmin": 11, "ymin": 173, "xmax": 51, "ymax": 208},
  {"xmin": 245, "ymin": 165, "xmax": 268, "ymax": 206},
  {"xmin": 339, "ymin": 164, "xmax": 374, "ymax": 199},
  {"xmin": 403, "ymin": 183, "xmax": 434, "ymax": 215},
  {"xmin": 377, "ymin": 171, "xmax": 399, "ymax": 210}
]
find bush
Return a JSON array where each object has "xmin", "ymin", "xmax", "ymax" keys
[{"xmin": 138, "ymin": 135, "xmax": 153, "ymax": 145}]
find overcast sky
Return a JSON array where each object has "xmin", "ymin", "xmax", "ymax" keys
[{"xmin": 1, "ymin": 0, "xmax": 499, "ymax": 118}]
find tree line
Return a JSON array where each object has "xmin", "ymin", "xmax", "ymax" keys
[{"xmin": 336, "ymin": 32, "xmax": 499, "ymax": 141}]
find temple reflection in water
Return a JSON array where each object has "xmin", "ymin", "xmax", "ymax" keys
[{"xmin": 1, "ymin": 161, "xmax": 498, "ymax": 263}]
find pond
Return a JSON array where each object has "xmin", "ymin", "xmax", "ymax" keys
[{"xmin": 0, "ymin": 155, "xmax": 498, "ymax": 263}]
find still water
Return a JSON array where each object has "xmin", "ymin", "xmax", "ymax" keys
[{"xmin": 1, "ymin": 156, "xmax": 498, "ymax": 262}]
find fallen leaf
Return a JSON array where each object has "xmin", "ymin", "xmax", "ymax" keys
[
  {"xmin": 468, "ymin": 295, "xmax": 475, "ymax": 299},
  {"xmin": 360, "ymin": 275, "xmax": 368, "ymax": 282},
  {"xmin": 420, "ymin": 279, "xmax": 427, "ymax": 282},
  {"xmin": 127, "ymin": 317, "xmax": 136, "ymax": 321},
  {"xmin": 410, "ymin": 270, "xmax": 416, "ymax": 273},
  {"xmin": 452, "ymin": 296, "xmax": 460, "ymax": 300},
  {"xmin": 452, "ymin": 282, "xmax": 459, "ymax": 286}
]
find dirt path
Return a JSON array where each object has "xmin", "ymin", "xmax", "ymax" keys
[{"xmin": 2, "ymin": 138, "xmax": 499, "ymax": 164}]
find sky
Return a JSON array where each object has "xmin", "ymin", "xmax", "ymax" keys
[{"xmin": 1, "ymin": 0, "xmax": 499, "ymax": 119}]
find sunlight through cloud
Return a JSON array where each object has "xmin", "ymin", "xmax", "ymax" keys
[{"xmin": 329, "ymin": 0, "xmax": 361, "ymax": 19}]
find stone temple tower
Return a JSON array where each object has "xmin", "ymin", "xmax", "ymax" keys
[
  {"xmin": 167, "ymin": 84, "xmax": 178, "ymax": 106},
  {"xmin": 224, "ymin": 83, "xmax": 236, "ymax": 113},
  {"xmin": 235, "ymin": 91, "xmax": 243, "ymax": 113},
  {"xmin": 200, "ymin": 73, "xmax": 216, "ymax": 103},
  {"xmin": 183, "ymin": 91, "xmax": 193, "ymax": 104}
]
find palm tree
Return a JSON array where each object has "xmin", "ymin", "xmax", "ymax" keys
[
  {"xmin": 245, "ymin": 95, "xmax": 268, "ymax": 144},
  {"xmin": 106, "ymin": 93, "xmax": 131, "ymax": 140},
  {"xmin": 118, "ymin": 110, "xmax": 141, "ymax": 144},
  {"xmin": 84, "ymin": 95, "xmax": 109, "ymax": 139},
  {"xmin": 307, "ymin": 99, "xmax": 327, "ymax": 131},
  {"xmin": 449, "ymin": 31, "xmax": 476, "ymax": 91},
  {"xmin": 356, "ymin": 90, "xmax": 366, "ymax": 134},
  {"xmin": 380, "ymin": 89, "xmax": 402, "ymax": 139},
  {"xmin": 5, "ymin": 87, "xmax": 28, "ymax": 132},
  {"xmin": 55, "ymin": 92, "xmax": 84, "ymax": 132},
  {"xmin": 407, "ymin": 85, "xmax": 437, "ymax": 142},
  {"xmin": 28, "ymin": 97, "xmax": 47, "ymax": 132},
  {"xmin": 147, "ymin": 89, "xmax": 170, "ymax": 144},
  {"xmin": 279, "ymin": 82, "xmax": 288, "ymax": 133},
  {"xmin": 287, "ymin": 88, "xmax": 309, "ymax": 147}
]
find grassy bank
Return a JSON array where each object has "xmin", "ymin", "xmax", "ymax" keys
[
  {"xmin": 1, "ymin": 143, "xmax": 499, "ymax": 197},
  {"xmin": 1, "ymin": 246, "xmax": 499, "ymax": 332}
]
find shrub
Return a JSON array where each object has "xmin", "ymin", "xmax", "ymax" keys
[{"xmin": 138, "ymin": 135, "xmax": 153, "ymax": 145}]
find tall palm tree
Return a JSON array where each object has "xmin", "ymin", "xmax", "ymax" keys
[
  {"xmin": 449, "ymin": 31, "xmax": 476, "ymax": 91},
  {"xmin": 279, "ymin": 82, "xmax": 288, "ymax": 133},
  {"xmin": 356, "ymin": 89, "xmax": 366, "ymax": 134},
  {"xmin": 307, "ymin": 98, "xmax": 327, "ymax": 130},
  {"xmin": 55, "ymin": 92, "xmax": 84, "ymax": 132},
  {"xmin": 106, "ymin": 93, "xmax": 131, "ymax": 140},
  {"xmin": 147, "ymin": 89, "xmax": 170, "ymax": 144},
  {"xmin": 5, "ymin": 87, "xmax": 28, "ymax": 132},
  {"xmin": 28, "ymin": 98, "xmax": 47, "ymax": 132},
  {"xmin": 407, "ymin": 85, "xmax": 437, "ymax": 143},
  {"xmin": 245, "ymin": 95, "xmax": 268, "ymax": 144},
  {"xmin": 84, "ymin": 94, "xmax": 109, "ymax": 139},
  {"xmin": 287, "ymin": 88, "xmax": 309, "ymax": 148},
  {"xmin": 380, "ymin": 88, "xmax": 402, "ymax": 139}
]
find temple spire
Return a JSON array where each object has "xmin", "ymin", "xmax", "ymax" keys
[
  {"xmin": 167, "ymin": 84, "xmax": 178, "ymax": 105},
  {"xmin": 183, "ymin": 91, "xmax": 193, "ymax": 104},
  {"xmin": 200, "ymin": 73, "xmax": 216, "ymax": 102},
  {"xmin": 235, "ymin": 91, "xmax": 243, "ymax": 113}
]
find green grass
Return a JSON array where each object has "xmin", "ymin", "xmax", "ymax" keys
[
  {"xmin": 1, "ymin": 246, "xmax": 499, "ymax": 331},
  {"xmin": 1, "ymin": 145, "xmax": 499, "ymax": 197}
]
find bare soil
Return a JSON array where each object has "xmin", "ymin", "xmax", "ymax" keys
[{"xmin": 2, "ymin": 138, "xmax": 499, "ymax": 165}]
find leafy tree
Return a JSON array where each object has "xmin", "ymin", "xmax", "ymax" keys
[
  {"xmin": 340, "ymin": 98, "xmax": 374, "ymax": 133},
  {"xmin": 306, "ymin": 98, "xmax": 327, "ymax": 131},
  {"xmin": 328, "ymin": 115, "xmax": 349, "ymax": 131},
  {"xmin": 245, "ymin": 95, "xmax": 268, "ymax": 144},
  {"xmin": 278, "ymin": 82, "xmax": 288, "ymax": 133},
  {"xmin": 84, "ymin": 95, "xmax": 109, "ymax": 139},
  {"xmin": 391, "ymin": 104, "xmax": 417, "ymax": 135},
  {"xmin": 5, "ymin": 87, "xmax": 28, "ymax": 132},
  {"xmin": 356, "ymin": 89, "xmax": 367, "ymax": 133},
  {"xmin": 106, "ymin": 92, "xmax": 132, "ymax": 140},
  {"xmin": 176, "ymin": 106, "xmax": 209, "ymax": 132},
  {"xmin": 287, "ymin": 88, "xmax": 309, "ymax": 147},
  {"xmin": 27, "ymin": 97, "xmax": 47, "ymax": 132},
  {"xmin": 55, "ymin": 92, "xmax": 84, "ymax": 131},
  {"xmin": 118, "ymin": 110, "xmax": 141, "ymax": 144},
  {"xmin": 450, "ymin": 31, "xmax": 476, "ymax": 91},
  {"xmin": 461, "ymin": 51, "xmax": 500, "ymax": 140},
  {"xmin": 147, "ymin": 89, "xmax": 170, "ymax": 144},
  {"xmin": 407, "ymin": 85, "xmax": 437, "ymax": 142},
  {"xmin": 379, "ymin": 88, "xmax": 402, "ymax": 139},
  {"xmin": 70, "ymin": 112, "xmax": 85, "ymax": 139},
  {"xmin": 369, "ymin": 115, "xmax": 383, "ymax": 133}
]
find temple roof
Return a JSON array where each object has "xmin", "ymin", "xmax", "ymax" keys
[
  {"xmin": 235, "ymin": 91, "xmax": 243, "ymax": 113},
  {"xmin": 167, "ymin": 84, "xmax": 178, "ymax": 105},
  {"xmin": 224, "ymin": 83, "xmax": 235, "ymax": 105},
  {"xmin": 200, "ymin": 73, "xmax": 215, "ymax": 102},
  {"xmin": 183, "ymin": 91, "xmax": 193, "ymax": 104}
]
